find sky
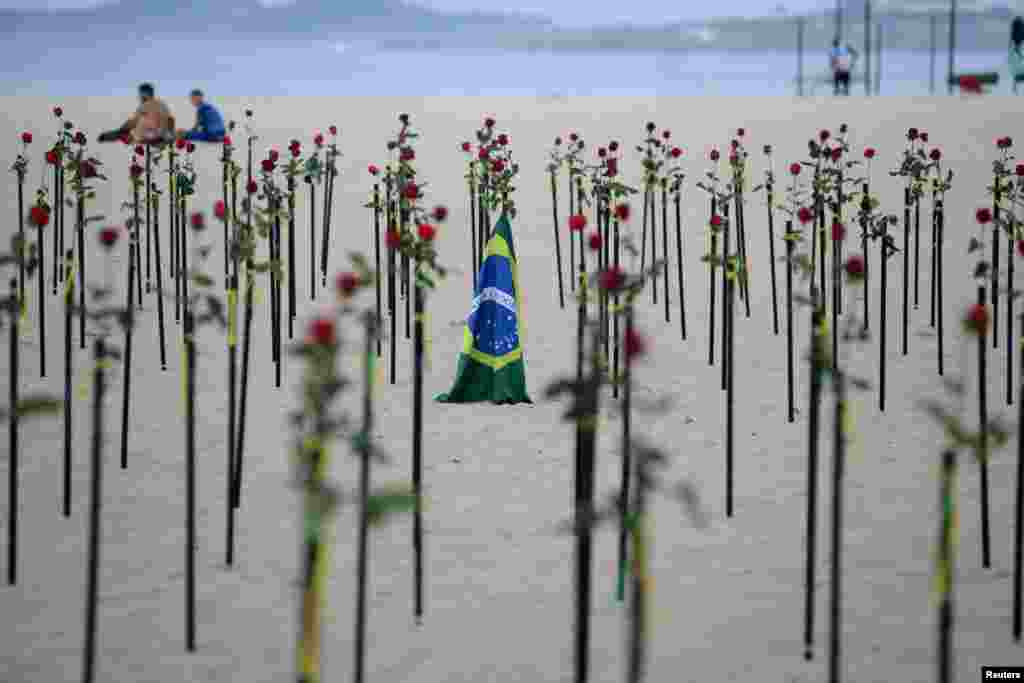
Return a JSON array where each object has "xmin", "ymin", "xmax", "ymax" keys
[{"xmin": 0, "ymin": 0, "xmax": 831, "ymax": 26}]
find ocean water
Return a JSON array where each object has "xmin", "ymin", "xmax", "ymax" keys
[{"xmin": 0, "ymin": 33, "xmax": 1012, "ymax": 96}]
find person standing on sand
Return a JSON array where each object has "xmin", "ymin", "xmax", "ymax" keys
[
  {"xmin": 177, "ymin": 89, "xmax": 226, "ymax": 143},
  {"xmin": 97, "ymin": 82, "xmax": 175, "ymax": 144},
  {"xmin": 829, "ymin": 38, "xmax": 858, "ymax": 96},
  {"xmin": 1010, "ymin": 16, "xmax": 1024, "ymax": 93}
]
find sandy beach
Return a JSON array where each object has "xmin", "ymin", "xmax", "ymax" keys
[{"xmin": 2, "ymin": 96, "xmax": 1024, "ymax": 682}]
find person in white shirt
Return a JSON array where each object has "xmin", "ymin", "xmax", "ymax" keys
[{"xmin": 829, "ymin": 39, "xmax": 858, "ymax": 96}]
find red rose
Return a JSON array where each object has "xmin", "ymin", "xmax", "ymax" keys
[
  {"xmin": 186, "ymin": 142, "xmax": 195, "ymax": 154},
  {"xmin": 671, "ymin": 147, "xmax": 682, "ymax": 158},
  {"xmin": 930, "ymin": 149, "xmax": 942, "ymax": 161},
  {"xmin": 569, "ymin": 133, "xmax": 578, "ymax": 142},
  {"xmin": 830, "ymin": 147, "xmax": 842, "ymax": 162},
  {"xmin": 403, "ymin": 183, "xmax": 419, "ymax": 200},
  {"xmin": 1001, "ymin": 136, "xmax": 1014, "ymax": 149},
  {"xmin": 336, "ymin": 272, "xmax": 360, "ymax": 297},
  {"xmin": 1018, "ymin": 240, "xmax": 1024, "ymax": 258},
  {"xmin": 306, "ymin": 318, "xmax": 336, "ymax": 346},
  {"xmin": 737, "ymin": 128, "xmax": 745, "ymax": 137},
  {"xmin": 477, "ymin": 147, "xmax": 489, "ymax": 161},
  {"xmin": 710, "ymin": 214, "xmax": 723, "ymax": 228},
  {"xmin": 134, "ymin": 145, "xmax": 145, "ymax": 157},
  {"xmin": 246, "ymin": 180, "xmax": 259, "ymax": 194},
  {"xmin": 907, "ymin": 128, "xmax": 919, "ymax": 141},
  {"xmin": 98, "ymin": 226, "xmax": 120, "ymax": 248},
  {"xmin": 329, "ymin": 125, "xmax": 338, "ymax": 136},
  {"xmin": 598, "ymin": 147, "xmax": 607, "ymax": 158},
  {"xmin": 45, "ymin": 150, "xmax": 58, "ymax": 165},
  {"xmin": 368, "ymin": 164, "xmax": 379, "ymax": 176},
  {"xmin": 80, "ymin": 161, "xmax": 96, "ymax": 178},
  {"xmin": 613, "ymin": 203, "xmax": 630, "ymax": 222},
  {"xmin": 588, "ymin": 232, "xmax": 602, "ymax": 251},
  {"xmin": 964, "ymin": 303, "xmax": 989, "ymax": 335},
  {"xmin": 624, "ymin": 328, "xmax": 647, "ymax": 360},
  {"xmin": 569, "ymin": 214, "xmax": 587, "ymax": 232},
  {"xmin": 497, "ymin": 133, "xmax": 509, "ymax": 146},
  {"xmin": 819, "ymin": 129, "xmax": 830, "ymax": 142},
  {"xmin": 261, "ymin": 159, "xmax": 275, "ymax": 173},
  {"xmin": 431, "ymin": 205, "xmax": 449, "ymax": 222},
  {"xmin": 53, "ymin": 106, "xmax": 63, "ymax": 117},
  {"xmin": 290, "ymin": 146, "xmax": 301, "ymax": 159},
  {"xmin": 710, "ymin": 149, "xmax": 720, "ymax": 162},
  {"xmin": 119, "ymin": 133, "xmax": 131, "ymax": 145},
  {"xmin": 920, "ymin": 132, "xmax": 929, "ymax": 143},
  {"xmin": 461, "ymin": 141, "xmax": 472, "ymax": 152},
  {"xmin": 609, "ymin": 141, "xmax": 619, "ymax": 152},
  {"xmin": 599, "ymin": 266, "xmax": 626, "ymax": 292},
  {"xmin": 864, "ymin": 148, "xmax": 876, "ymax": 159},
  {"xmin": 400, "ymin": 147, "xmax": 415, "ymax": 162},
  {"xmin": 214, "ymin": 200, "xmax": 226, "ymax": 221},
  {"xmin": 175, "ymin": 138, "xmax": 186, "ymax": 150},
  {"xmin": 844, "ymin": 255, "xmax": 865, "ymax": 278},
  {"xmin": 789, "ymin": 162, "xmax": 802, "ymax": 176},
  {"xmin": 129, "ymin": 163, "xmax": 143, "ymax": 178},
  {"xmin": 21, "ymin": 132, "xmax": 32, "ymax": 144},
  {"xmin": 797, "ymin": 206, "xmax": 814, "ymax": 225},
  {"xmin": 491, "ymin": 159, "xmax": 505, "ymax": 174},
  {"xmin": 484, "ymin": 117, "xmax": 496, "ymax": 128},
  {"xmin": 605, "ymin": 158, "xmax": 619, "ymax": 177},
  {"xmin": 976, "ymin": 207, "xmax": 993, "ymax": 224},
  {"xmin": 663, "ymin": 130, "xmax": 671, "ymax": 140},
  {"xmin": 417, "ymin": 223, "xmax": 436, "ymax": 241},
  {"xmin": 29, "ymin": 206, "xmax": 49, "ymax": 228},
  {"xmin": 74, "ymin": 132, "xmax": 87, "ymax": 145},
  {"xmin": 313, "ymin": 133, "xmax": 324, "ymax": 147},
  {"xmin": 268, "ymin": 149, "xmax": 279, "ymax": 163},
  {"xmin": 223, "ymin": 135, "xmax": 232, "ymax": 147},
  {"xmin": 385, "ymin": 229, "xmax": 402, "ymax": 250},
  {"xmin": 729, "ymin": 153, "xmax": 739, "ymax": 164},
  {"xmin": 190, "ymin": 212, "xmax": 205, "ymax": 231},
  {"xmin": 1016, "ymin": 164, "xmax": 1024, "ymax": 177},
  {"xmin": 731, "ymin": 139, "xmax": 739, "ymax": 149},
  {"xmin": 831, "ymin": 221, "xmax": 845, "ymax": 241}
]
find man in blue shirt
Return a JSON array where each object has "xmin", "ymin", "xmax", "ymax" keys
[
  {"xmin": 829, "ymin": 39, "xmax": 857, "ymax": 96},
  {"xmin": 179, "ymin": 89, "xmax": 225, "ymax": 142}
]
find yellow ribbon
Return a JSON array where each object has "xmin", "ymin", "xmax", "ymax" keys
[
  {"xmin": 76, "ymin": 358, "xmax": 113, "ymax": 400},
  {"xmin": 254, "ymin": 286, "xmax": 265, "ymax": 306},
  {"xmin": 19, "ymin": 287, "xmax": 28, "ymax": 327},
  {"xmin": 415, "ymin": 312, "xmax": 432, "ymax": 371},
  {"xmin": 65, "ymin": 261, "xmax": 76, "ymax": 300},
  {"xmin": 227, "ymin": 289, "xmax": 238, "ymax": 347}
]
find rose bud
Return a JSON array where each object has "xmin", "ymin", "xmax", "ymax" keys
[
  {"xmin": 417, "ymin": 223, "xmax": 436, "ymax": 241},
  {"xmin": 789, "ymin": 162, "xmax": 802, "ymax": 175},
  {"xmin": 920, "ymin": 132, "xmax": 929, "ymax": 143},
  {"xmin": 214, "ymin": 200, "xmax": 227, "ymax": 221},
  {"xmin": 129, "ymin": 163, "xmax": 143, "ymax": 178},
  {"xmin": 484, "ymin": 117, "xmax": 495, "ymax": 128},
  {"xmin": 671, "ymin": 147, "xmax": 682, "ymax": 159},
  {"xmin": 737, "ymin": 127, "xmax": 746, "ymax": 137},
  {"xmin": 646, "ymin": 122, "xmax": 656, "ymax": 133},
  {"xmin": 80, "ymin": 161, "xmax": 97, "ymax": 178},
  {"xmin": 588, "ymin": 232, "xmax": 602, "ymax": 250},
  {"xmin": 797, "ymin": 206, "xmax": 814, "ymax": 224},
  {"xmin": 599, "ymin": 266, "xmax": 626, "ymax": 291},
  {"xmin": 53, "ymin": 106, "xmax": 63, "ymax": 117},
  {"xmin": 930, "ymin": 148, "xmax": 942, "ymax": 161},
  {"xmin": 831, "ymin": 221, "xmax": 846, "ymax": 241},
  {"xmin": 462, "ymin": 141, "xmax": 472, "ymax": 152},
  {"xmin": 98, "ymin": 226, "xmax": 120, "ymax": 248},
  {"xmin": 400, "ymin": 147, "xmax": 415, "ymax": 162},
  {"xmin": 609, "ymin": 141, "xmax": 619, "ymax": 152},
  {"xmin": 554, "ymin": 137, "xmax": 563, "ymax": 146},
  {"xmin": 839, "ymin": 123, "xmax": 848, "ymax": 134},
  {"xmin": 290, "ymin": 145, "xmax": 301, "ymax": 159},
  {"xmin": 710, "ymin": 214, "xmax": 723, "ymax": 228},
  {"xmin": 569, "ymin": 132, "xmax": 579, "ymax": 142},
  {"xmin": 598, "ymin": 147, "xmax": 607, "ymax": 158},
  {"xmin": 74, "ymin": 132, "xmax": 87, "ymax": 145},
  {"xmin": 830, "ymin": 147, "xmax": 842, "ymax": 162},
  {"xmin": 186, "ymin": 142, "xmax": 195, "ymax": 153},
  {"xmin": 336, "ymin": 272, "xmax": 360, "ymax": 297},
  {"xmin": 605, "ymin": 158, "xmax": 619, "ymax": 177},
  {"xmin": 729, "ymin": 153, "xmax": 739, "ymax": 164},
  {"xmin": 569, "ymin": 214, "xmax": 587, "ymax": 232},
  {"xmin": 306, "ymin": 318, "xmax": 336, "ymax": 346},
  {"xmin": 478, "ymin": 147, "xmax": 489, "ymax": 161},
  {"xmin": 313, "ymin": 133, "xmax": 324, "ymax": 147},
  {"xmin": 190, "ymin": 212, "xmax": 206, "ymax": 231},
  {"xmin": 964, "ymin": 303, "xmax": 989, "ymax": 335},
  {"xmin": 133, "ymin": 145, "xmax": 144, "ymax": 157},
  {"xmin": 1018, "ymin": 240, "xmax": 1024, "ymax": 258},
  {"xmin": 45, "ymin": 149, "xmax": 58, "ymax": 165},
  {"xmin": 431, "ymin": 205, "xmax": 449, "ymax": 222},
  {"xmin": 819, "ymin": 129, "xmax": 830, "ymax": 142},
  {"xmin": 864, "ymin": 147, "xmax": 876, "ymax": 159},
  {"xmin": 385, "ymin": 229, "xmax": 402, "ymax": 250},
  {"xmin": 613, "ymin": 203, "xmax": 631, "ymax": 222},
  {"xmin": 21, "ymin": 132, "xmax": 32, "ymax": 144},
  {"xmin": 175, "ymin": 138, "xmax": 187, "ymax": 150},
  {"xmin": 29, "ymin": 206, "xmax": 50, "ymax": 228},
  {"xmin": 399, "ymin": 113, "xmax": 410, "ymax": 125},
  {"xmin": 261, "ymin": 159, "xmax": 275, "ymax": 173},
  {"xmin": 731, "ymin": 139, "xmax": 739, "ymax": 149},
  {"xmin": 663, "ymin": 130, "xmax": 671, "ymax": 139},
  {"xmin": 1016, "ymin": 164, "xmax": 1024, "ymax": 177},
  {"xmin": 763, "ymin": 144, "xmax": 773, "ymax": 155},
  {"xmin": 246, "ymin": 180, "xmax": 258, "ymax": 194},
  {"xmin": 976, "ymin": 207, "xmax": 993, "ymax": 224},
  {"xmin": 492, "ymin": 159, "xmax": 505, "ymax": 174},
  {"xmin": 844, "ymin": 255, "xmax": 865, "ymax": 279},
  {"xmin": 329, "ymin": 125, "xmax": 338, "ymax": 135},
  {"xmin": 268, "ymin": 149, "xmax": 279, "ymax": 163},
  {"xmin": 223, "ymin": 135, "xmax": 232, "ymax": 147},
  {"xmin": 497, "ymin": 133, "xmax": 509, "ymax": 146},
  {"xmin": 368, "ymin": 164, "xmax": 379, "ymax": 176},
  {"xmin": 403, "ymin": 183, "xmax": 419, "ymax": 200},
  {"xmin": 907, "ymin": 127, "xmax": 919, "ymax": 140},
  {"xmin": 1004, "ymin": 136, "xmax": 1014, "ymax": 148},
  {"xmin": 710, "ymin": 149, "xmax": 720, "ymax": 162},
  {"xmin": 624, "ymin": 327, "xmax": 647, "ymax": 360}
]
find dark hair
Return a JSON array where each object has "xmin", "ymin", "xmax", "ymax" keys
[
  {"xmin": 1013, "ymin": 16, "xmax": 1024, "ymax": 47},
  {"xmin": 190, "ymin": 88, "xmax": 203, "ymax": 98},
  {"xmin": 138, "ymin": 82, "xmax": 154, "ymax": 97}
]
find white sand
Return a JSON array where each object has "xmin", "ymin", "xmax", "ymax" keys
[{"xmin": 1, "ymin": 96, "xmax": 1023, "ymax": 682}]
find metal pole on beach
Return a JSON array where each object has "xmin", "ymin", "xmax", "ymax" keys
[
  {"xmin": 930, "ymin": 13, "xmax": 938, "ymax": 94},
  {"xmin": 948, "ymin": 0, "xmax": 957, "ymax": 95},
  {"xmin": 797, "ymin": 17, "xmax": 805, "ymax": 96},
  {"xmin": 864, "ymin": 0, "xmax": 872, "ymax": 95}
]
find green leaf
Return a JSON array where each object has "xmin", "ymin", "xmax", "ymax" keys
[
  {"xmin": 366, "ymin": 486, "xmax": 416, "ymax": 526},
  {"xmin": 14, "ymin": 395, "xmax": 61, "ymax": 418}
]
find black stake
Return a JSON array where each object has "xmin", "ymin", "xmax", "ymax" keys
[
  {"xmin": 938, "ymin": 450, "xmax": 956, "ymax": 683},
  {"xmin": 650, "ymin": 188, "xmax": 658, "ymax": 306},
  {"xmin": 1015, "ymin": 315, "xmax": 1024, "ymax": 642},
  {"xmin": 354, "ymin": 312, "xmax": 375, "ymax": 683},
  {"xmin": 1008, "ymin": 224, "xmax": 1015, "ymax": 406},
  {"xmin": 786, "ymin": 225, "xmax": 795, "ymax": 423},
  {"xmin": 146, "ymin": 146, "xmax": 153, "ymax": 294},
  {"xmin": 233, "ymin": 263, "xmax": 255, "ymax": 511},
  {"xmin": 568, "ymin": 170, "xmax": 575, "ymax": 294},
  {"xmin": 372, "ymin": 184, "xmax": 382, "ymax": 357},
  {"xmin": 226, "ymin": 274, "xmax": 237, "ymax": 566},
  {"xmin": 861, "ymin": 183, "xmax": 870, "ymax": 332},
  {"xmin": 902, "ymin": 187, "xmax": 910, "ymax": 356},
  {"xmin": 880, "ymin": 220, "xmax": 888, "ymax": 412},
  {"xmin": 7, "ymin": 278, "xmax": 19, "ymax": 586},
  {"xmin": 552, "ymin": 172, "xmax": 565, "ymax": 309},
  {"xmin": 828, "ymin": 370, "xmax": 847, "ymax": 683},
  {"xmin": 413, "ymin": 280, "xmax": 425, "ymax": 624},
  {"xmin": 388, "ymin": 192, "xmax": 397, "ymax": 385},
  {"xmin": 309, "ymin": 175, "xmax": 316, "ymax": 301},
  {"xmin": 288, "ymin": 177, "xmax": 296, "ymax": 340},
  {"xmin": 470, "ymin": 170, "xmax": 478, "ymax": 292},
  {"xmin": 616, "ymin": 303, "xmax": 633, "ymax": 602},
  {"xmin": 120, "ymin": 177, "xmax": 139, "ymax": 470},
  {"xmin": 709, "ymin": 196, "xmax": 717, "ymax": 366},
  {"xmin": 914, "ymin": 191, "xmax": 921, "ymax": 309},
  {"xmin": 675, "ymin": 193, "xmax": 686, "ymax": 340},
  {"xmin": 721, "ymin": 202, "xmax": 730, "ymax": 392},
  {"xmin": 82, "ymin": 336, "xmax": 106, "ymax": 683},
  {"xmin": 804, "ymin": 286, "xmax": 823, "ymax": 661},
  {"xmin": 77, "ymin": 196, "xmax": 86, "ymax": 349},
  {"xmin": 185, "ymin": 310, "xmax": 197, "ymax": 652},
  {"xmin": 767, "ymin": 181, "xmax": 779, "ymax": 335},
  {"xmin": 63, "ymin": 253, "xmax": 74, "ymax": 517},
  {"xmin": 978, "ymin": 285, "xmax": 992, "ymax": 569},
  {"xmin": 726, "ymin": 228, "xmax": 735, "ymax": 517},
  {"xmin": 574, "ymin": 322, "xmax": 599, "ymax": 683},
  {"xmin": 994, "ymin": 187, "xmax": 1001, "ymax": 350},
  {"xmin": 937, "ymin": 200, "xmax": 944, "ymax": 376},
  {"xmin": 17, "ymin": 176, "xmax": 25, "ymax": 307},
  {"xmin": 152, "ymin": 182, "xmax": 167, "ymax": 370},
  {"xmin": 930, "ymin": 188, "xmax": 938, "ymax": 329},
  {"xmin": 663, "ymin": 179, "xmax": 670, "ymax": 323}
]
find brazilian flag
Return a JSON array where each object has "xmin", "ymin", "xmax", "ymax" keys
[{"xmin": 435, "ymin": 213, "xmax": 531, "ymax": 404}]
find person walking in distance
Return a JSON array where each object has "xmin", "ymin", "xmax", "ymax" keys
[{"xmin": 830, "ymin": 38, "xmax": 858, "ymax": 96}]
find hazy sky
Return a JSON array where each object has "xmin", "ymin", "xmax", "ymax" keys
[{"xmin": 0, "ymin": 0, "xmax": 829, "ymax": 26}]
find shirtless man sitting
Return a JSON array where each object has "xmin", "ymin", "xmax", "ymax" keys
[{"xmin": 98, "ymin": 83, "xmax": 175, "ymax": 145}]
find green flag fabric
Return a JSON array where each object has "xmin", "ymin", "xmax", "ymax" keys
[{"xmin": 435, "ymin": 213, "xmax": 531, "ymax": 404}]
